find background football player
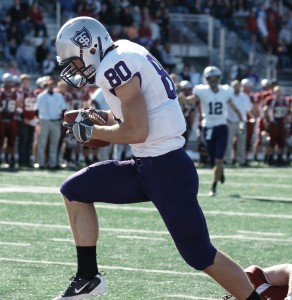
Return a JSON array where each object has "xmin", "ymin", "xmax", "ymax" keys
[{"xmin": 193, "ymin": 66, "xmax": 244, "ymax": 196}]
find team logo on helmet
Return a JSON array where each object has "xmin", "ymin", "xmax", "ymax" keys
[{"xmin": 71, "ymin": 27, "xmax": 92, "ymax": 48}]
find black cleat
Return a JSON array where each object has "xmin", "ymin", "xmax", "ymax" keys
[
  {"xmin": 209, "ymin": 186, "xmax": 216, "ymax": 197},
  {"xmin": 53, "ymin": 273, "xmax": 107, "ymax": 300}
]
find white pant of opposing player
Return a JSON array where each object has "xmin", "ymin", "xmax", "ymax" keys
[{"xmin": 225, "ymin": 122, "xmax": 247, "ymax": 165}]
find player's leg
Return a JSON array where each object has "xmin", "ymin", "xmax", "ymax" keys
[
  {"xmin": 211, "ymin": 125, "xmax": 228, "ymax": 196},
  {"xmin": 55, "ymin": 159, "xmax": 149, "ymax": 300},
  {"xmin": 143, "ymin": 148, "xmax": 258, "ymax": 300},
  {"xmin": 204, "ymin": 251, "xmax": 257, "ymax": 300},
  {"xmin": 225, "ymin": 122, "xmax": 237, "ymax": 165}
]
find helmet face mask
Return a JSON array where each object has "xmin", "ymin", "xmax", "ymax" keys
[
  {"xmin": 56, "ymin": 17, "xmax": 113, "ymax": 88},
  {"xmin": 60, "ymin": 57, "xmax": 96, "ymax": 88}
]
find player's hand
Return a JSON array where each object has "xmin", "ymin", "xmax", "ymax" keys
[
  {"xmin": 72, "ymin": 121, "xmax": 94, "ymax": 143},
  {"xmin": 63, "ymin": 110, "xmax": 94, "ymax": 142}
]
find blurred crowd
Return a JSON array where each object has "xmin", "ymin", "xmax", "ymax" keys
[{"xmin": 1, "ymin": 0, "xmax": 292, "ymax": 79}]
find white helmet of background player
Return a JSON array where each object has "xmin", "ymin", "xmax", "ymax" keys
[
  {"xmin": 56, "ymin": 16, "xmax": 113, "ymax": 88},
  {"xmin": 1, "ymin": 73, "xmax": 14, "ymax": 88},
  {"xmin": 179, "ymin": 80, "xmax": 193, "ymax": 90},
  {"xmin": 260, "ymin": 78, "xmax": 271, "ymax": 89},
  {"xmin": 203, "ymin": 66, "xmax": 222, "ymax": 87}
]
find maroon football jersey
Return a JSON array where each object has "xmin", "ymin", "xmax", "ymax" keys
[
  {"xmin": 0, "ymin": 90, "xmax": 18, "ymax": 121},
  {"xmin": 245, "ymin": 265, "xmax": 288, "ymax": 300},
  {"xmin": 19, "ymin": 88, "xmax": 37, "ymax": 120}
]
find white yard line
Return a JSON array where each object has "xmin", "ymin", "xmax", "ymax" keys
[
  {"xmin": 0, "ymin": 199, "xmax": 292, "ymax": 218},
  {"xmin": 0, "ymin": 221, "xmax": 291, "ymax": 243},
  {"xmin": 237, "ymin": 230, "xmax": 285, "ymax": 236},
  {"xmin": 166, "ymin": 295, "xmax": 215, "ymax": 300},
  {"xmin": 0, "ymin": 257, "xmax": 207, "ymax": 277},
  {"xmin": 116, "ymin": 235, "xmax": 165, "ymax": 241},
  {"xmin": 0, "ymin": 242, "xmax": 30, "ymax": 246}
]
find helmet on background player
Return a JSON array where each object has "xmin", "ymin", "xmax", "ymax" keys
[
  {"xmin": 179, "ymin": 80, "xmax": 193, "ymax": 90},
  {"xmin": 56, "ymin": 16, "xmax": 113, "ymax": 89},
  {"xmin": 1, "ymin": 73, "xmax": 14, "ymax": 89},
  {"xmin": 260, "ymin": 78, "xmax": 271, "ymax": 89},
  {"xmin": 203, "ymin": 66, "xmax": 222, "ymax": 87}
]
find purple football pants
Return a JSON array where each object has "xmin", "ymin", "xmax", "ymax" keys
[{"xmin": 60, "ymin": 148, "xmax": 217, "ymax": 270}]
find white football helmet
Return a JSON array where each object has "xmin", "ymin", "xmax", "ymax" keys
[
  {"xmin": 203, "ymin": 66, "xmax": 222, "ymax": 87},
  {"xmin": 179, "ymin": 80, "xmax": 193, "ymax": 90},
  {"xmin": 56, "ymin": 16, "xmax": 113, "ymax": 88},
  {"xmin": 241, "ymin": 78, "xmax": 253, "ymax": 87},
  {"xmin": 260, "ymin": 78, "xmax": 271, "ymax": 88},
  {"xmin": 203, "ymin": 66, "xmax": 222, "ymax": 79}
]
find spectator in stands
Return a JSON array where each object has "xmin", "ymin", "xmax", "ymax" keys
[
  {"xmin": 59, "ymin": 0, "xmax": 74, "ymax": 24},
  {"xmin": 120, "ymin": 4, "xmax": 134, "ymax": 27},
  {"xmin": 36, "ymin": 38, "xmax": 50, "ymax": 70},
  {"xmin": 131, "ymin": 5, "xmax": 141, "ymax": 28},
  {"xmin": 242, "ymin": 65, "xmax": 259, "ymax": 86},
  {"xmin": 8, "ymin": 0, "xmax": 31, "ymax": 35},
  {"xmin": 225, "ymin": 80, "xmax": 253, "ymax": 166},
  {"xmin": 160, "ymin": 42, "xmax": 176, "ymax": 73},
  {"xmin": 266, "ymin": 13, "xmax": 279, "ymax": 53},
  {"xmin": 0, "ymin": 14, "xmax": 11, "ymax": 51},
  {"xmin": 16, "ymin": 38, "xmax": 38, "ymax": 74},
  {"xmin": 138, "ymin": 19, "xmax": 152, "ymax": 46},
  {"xmin": 42, "ymin": 52, "xmax": 56, "ymax": 76},
  {"xmin": 149, "ymin": 39, "xmax": 163, "ymax": 63},
  {"xmin": 98, "ymin": 2, "xmax": 120, "ymax": 26},
  {"xmin": 256, "ymin": 4, "xmax": 269, "ymax": 48},
  {"xmin": 6, "ymin": 23, "xmax": 23, "ymax": 46},
  {"xmin": 29, "ymin": 2, "xmax": 48, "ymax": 38},
  {"xmin": 279, "ymin": 22, "xmax": 292, "ymax": 56},
  {"xmin": 7, "ymin": 60, "xmax": 21, "ymax": 76},
  {"xmin": 245, "ymin": 8, "xmax": 258, "ymax": 37},
  {"xmin": 3, "ymin": 37, "xmax": 18, "ymax": 61}
]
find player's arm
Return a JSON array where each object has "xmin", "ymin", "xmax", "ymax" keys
[
  {"xmin": 228, "ymin": 98, "xmax": 243, "ymax": 122},
  {"xmin": 263, "ymin": 264, "xmax": 292, "ymax": 295},
  {"xmin": 90, "ymin": 75, "xmax": 148, "ymax": 144}
]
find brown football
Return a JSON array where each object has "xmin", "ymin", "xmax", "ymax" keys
[{"xmin": 64, "ymin": 109, "xmax": 111, "ymax": 148}]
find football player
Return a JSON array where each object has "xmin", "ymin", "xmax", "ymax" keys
[
  {"xmin": 264, "ymin": 86, "xmax": 289, "ymax": 165},
  {"xmin": 193, "ymin": 66, "xmax": 244, "ymax": 196},
  {"xmin": 177, "ymin": 80, "xmax": 196, "ymax": 148},
  {"xmin": 17, "ymin": 74, "xmax": 37, "ymax": 167},
  {"xmin": 0, "ymin": 73, "xmax": 19, "ymax": 167},
  {"xmin": 53, "ymin": 17, "xmax": 261, "ymax": 300},
  {"xmin": 222, "ymin": 264, "xmax": 292, "ymax": 300},
  {"xmin": 252, "ymin": 79, "xmax": 273, "ymax": 163}
]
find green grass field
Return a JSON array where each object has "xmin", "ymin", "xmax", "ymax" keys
[{"xmin": 0, "ymin": 164, "xmax": 291, "ymax": 300}]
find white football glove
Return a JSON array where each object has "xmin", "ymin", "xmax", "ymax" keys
[{"xmin": 71, "ymin": 112, "xmax": 94, "ymax": 143}]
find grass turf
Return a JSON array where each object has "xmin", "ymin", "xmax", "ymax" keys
[{"xmin": 0, "ymin": 165, "xmax": 291, "ymax": 299}]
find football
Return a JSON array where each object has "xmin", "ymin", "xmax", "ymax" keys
[{"xmin": 64, "ymin": 109, "xmax": 111, "ymax": 148}]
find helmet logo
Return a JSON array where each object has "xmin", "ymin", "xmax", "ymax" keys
[{"xmin": 71, "ymin": 27, "xmax": 92, "ymax": 48}]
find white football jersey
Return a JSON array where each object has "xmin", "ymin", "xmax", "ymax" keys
[
  {"xmin": 95, "ymin": 40, "xmax": 186, "ymax": 157},
  {"xmin": 193, "ymin": 84, "xmax": 233, "ymax": 127}
]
